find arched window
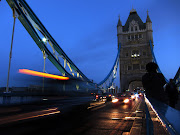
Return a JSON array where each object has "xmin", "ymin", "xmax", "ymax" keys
[
  {"xmin": 131, "ymin": 27, "xmax": 133, "ymax": 31},
  {"xmin": 135, "ymin": 26, "xmax": 138, "ymax": 31}
]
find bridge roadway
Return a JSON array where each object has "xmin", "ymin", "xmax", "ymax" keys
[{"xmin": 0, "ymin": 96, "xmax": 169, "ymax": 135}]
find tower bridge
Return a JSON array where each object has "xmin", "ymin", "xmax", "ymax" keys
[
  {"xmin": 1, "ymin": 0, "xmax": 180, "ymax": 134},
  {"xmin": 4, "ymin": 0, "xmax": 180, "ymax": 93}
]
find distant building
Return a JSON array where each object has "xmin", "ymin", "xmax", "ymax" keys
[{"xmin": 174, "ymin": 67, "xmax": 180, "ymax": 91}]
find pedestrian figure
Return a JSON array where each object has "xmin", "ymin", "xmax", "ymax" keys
[
  {"xmin": 142, "ymin": 62, "xmax": 167, "ymax": 103},
  {"xmin": 165, "ymin": 79, "xmax": 178, "ymax": 108}
]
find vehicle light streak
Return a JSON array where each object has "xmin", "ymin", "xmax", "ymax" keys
[
  {"xmin": 110, "ymin": 99, "xmax": 141, "ymax": 135},
  {"xmin": 124, "ymin": 116, "xmax": 142, "ymax": 120},
  {"xmin": 0, "ymin": 107, "xmax": 60, "ymax": 125},
  {"xmin": 111, "ymin": 118, "xmax": 121, "ymax": 120},
  {"xmin": 19, "ymin": 69, "xmax": 69, "ymax": 80},
  {"xmin": 87, "ymin": 102, "xmax": 106, "ymax": 111}
]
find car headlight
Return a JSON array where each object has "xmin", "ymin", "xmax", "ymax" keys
[
  {"xmin": 135, "ymin": 94, "xmax": 139, "ymax": 98},
  {"xmin": 112, "ymin": 98, "xmax": 119, "ymax": 103},
  {"xmin": 123, "ymin": 99, "xmax": 129, "ymax": 103}
]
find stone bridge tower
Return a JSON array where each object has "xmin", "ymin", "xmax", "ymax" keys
[{"xmin": 117, "ymin": 9, "xmax": 153, "ymax": 92}]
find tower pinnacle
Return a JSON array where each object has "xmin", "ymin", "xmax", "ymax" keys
[
  {"xmin": 146, "ymin": 10, "xmax": 152, "ymax": 22},
  {"xmin": 130, "ymin": 6, "xmax": 136, "ymax": 13},
  {"xmin": 117, "ymin": 15, "xmax": 122, "ymax": 26}
]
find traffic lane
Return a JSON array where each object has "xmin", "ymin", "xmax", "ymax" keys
[
  {"xmin": 0, "ymin": 100, "xmax": 105, "ymax": 135},
  {"xmin": 0, "ymin": 96, "xmax": 93, "ymax": 122},
  {"xmin": 66, "ymin": 97, "xmax": 142, "ymax": 135},
  {"xmin": 0, "ymin": 97, "xmax": 142, "ymax": 135}
]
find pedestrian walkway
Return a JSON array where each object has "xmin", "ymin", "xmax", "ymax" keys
[
  {"xmin": 130, "ymin": 97, "xmax": 171, "ymax": 135},
  {"xmin": 145, "ymin": 98, "xmax": 170, "ymax": 135}
]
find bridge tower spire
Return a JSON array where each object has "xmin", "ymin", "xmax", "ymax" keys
[
  {"xmin": 117, "ymin": 9, "xmax": 153, "ymax": 92},
  {"xmin": 117, "ymin": 15, "xmax": 122, "ymax": 48},
  {"xmin": 146, "ymin": 10, "xmax": 153, "ymax": 43}
]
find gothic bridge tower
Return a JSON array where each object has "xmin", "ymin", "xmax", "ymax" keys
[{"xmin": 117, "ymin": 9, "xmax": 153, "ymax": 92}]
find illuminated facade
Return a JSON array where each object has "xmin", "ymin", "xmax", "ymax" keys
[{"xmin": 117, "ymin": 9, "xmax": 153, "ymax": 91}]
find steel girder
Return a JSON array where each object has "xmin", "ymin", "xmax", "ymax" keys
[{"xmin": 6, "ymin": 0, "xmax": 90, "ymax": 82}]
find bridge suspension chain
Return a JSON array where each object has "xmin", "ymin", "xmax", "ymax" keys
[
  {"xmin": 149, "ymin": 40, "xmax": 180, "ymax": 86},
  {"xmin": 149, "ymin": 40, "xmax": 168, "ymax": 82},
  {"xmin": 98, "ymin": 44, "xmax": 121, "ymax": 89}
]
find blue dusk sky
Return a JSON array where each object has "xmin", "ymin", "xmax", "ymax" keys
[{"xmin": 0, "ymin": 0, "xmax": 179, "ymax": 87}]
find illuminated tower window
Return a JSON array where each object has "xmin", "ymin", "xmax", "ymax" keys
[{"xmin": 131, "ymin": 50, "xmax": 140, "ymax": 58}]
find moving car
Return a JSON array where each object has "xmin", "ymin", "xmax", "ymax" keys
[
  {"xmin": 112, "ymin": 93, "xmax": 133, "ymax": 104},
  {"xmin": 102, "ymin": 92, "xmax": 115, "ymax": 101},
  {"xmin": 91, "ymin": 93, "xmax": 103, "ymax": 101}
]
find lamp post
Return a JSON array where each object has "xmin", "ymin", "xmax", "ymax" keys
[{"xmin": 6, "ymin": 9, "xmax": 17, "ymax": 93}]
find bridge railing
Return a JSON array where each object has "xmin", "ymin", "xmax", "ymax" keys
[{"xmin": 145, "ymin": 96, "xmax": 180, "ymax": 135}]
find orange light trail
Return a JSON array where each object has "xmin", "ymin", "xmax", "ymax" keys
[{"xmin": 19, "ymin": 69, "xmax": 69, "ymax": 80}]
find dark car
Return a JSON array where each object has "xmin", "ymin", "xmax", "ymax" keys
[
  {"xmin": 102, "ymin": 92, "xmax": 115, "ymax": 101},
  {"xmin": 91, "ymin": 93, "xmax": 103, "ymax": 101},
  {"xmin": 112, "ymin": 93, "xmax": 133, "ymax": 104}
]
